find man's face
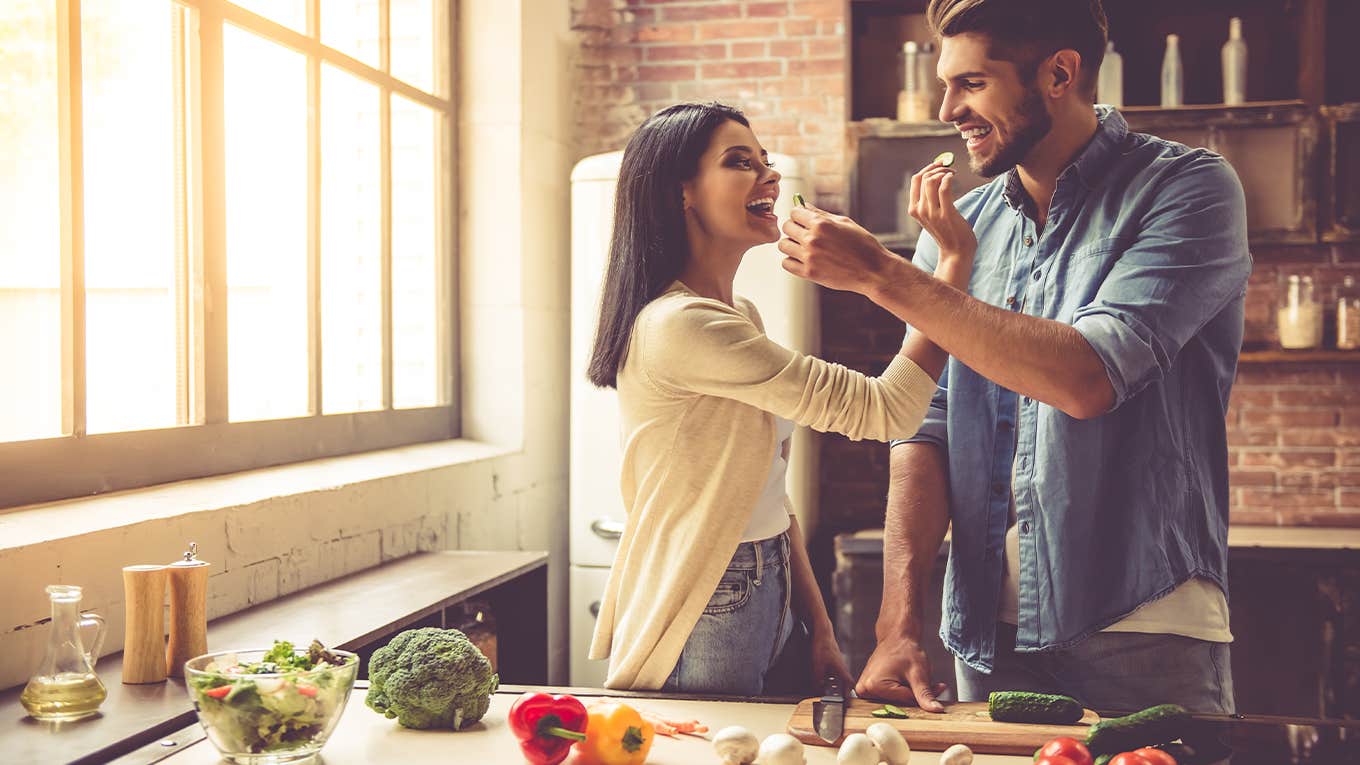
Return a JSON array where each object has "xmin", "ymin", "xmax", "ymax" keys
[{"xmin": 936, "ymin": 32, "xmax": 1053, "ymax": 178}]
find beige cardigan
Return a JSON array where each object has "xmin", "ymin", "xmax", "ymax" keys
[{"xmin": 589, "ymin": 282, "xmax": 937, "ymax": 690}]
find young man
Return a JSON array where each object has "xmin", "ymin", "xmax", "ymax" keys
[{"xmin": 777, "ymin": 0, "xmax": 1249, "ymax": 713}]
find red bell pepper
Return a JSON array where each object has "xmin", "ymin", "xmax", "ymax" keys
[{"xmin": 508, "ymin": 692, "xmax": 589, "ymax": 765}]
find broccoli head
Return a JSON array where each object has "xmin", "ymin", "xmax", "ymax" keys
[{"xmin": 364, "ymin": 626, "xmax": 499, "ymax": 730}]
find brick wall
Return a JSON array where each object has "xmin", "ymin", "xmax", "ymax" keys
[
  {"xmin": 569, "ymin": 2, "xmax": 1360, "ymax": 541},
  {"xmin": 572, "ymin": 0, "xmax": 850, "ymax": 210}
]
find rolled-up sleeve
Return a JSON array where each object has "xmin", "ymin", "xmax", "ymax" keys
[
  {"xmin": 893, "ymin": 232, "xmax": 950, "ymax": 450},
  {"xmin": 1071, "ymin": 153, "xmax": 1251, "ymax": 410}
]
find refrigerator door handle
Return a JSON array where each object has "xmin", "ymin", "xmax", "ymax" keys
[{"xmin": 590, "ymin": 518, "xmax": 625, "ymax": 540}]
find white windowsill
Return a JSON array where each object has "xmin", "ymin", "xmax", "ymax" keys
[{"xmin": 0, "ymin": 439, "xmax": 517, "ymax": 551}]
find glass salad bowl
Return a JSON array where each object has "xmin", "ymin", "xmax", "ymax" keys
[{"xmin": 184, "ymin": 642, "xmax": 359, "ymax": 764}]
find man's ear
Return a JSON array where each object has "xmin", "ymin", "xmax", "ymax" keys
[{"xmin": 1047, "ymin": 49, "xmax": 1083, "ymax": 97}]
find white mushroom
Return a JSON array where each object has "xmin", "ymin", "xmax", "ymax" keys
[
  {"xmin": 835, "ymin": 732, "xmax": 880, "ymax": 765},
  {"xmin": 865, "ymin": 722, "xmax": 911, "ymax": 765},
  {"xmin": 940, "ymin": 743, "xmax": 974, "ymax": 765},
  {"xmin": 712, "ymin": 725, "xmax": 760, "ymax": 765},
  {"xmin": 757, "ymin": 733, "xmax": 806, "ymax": 765}
]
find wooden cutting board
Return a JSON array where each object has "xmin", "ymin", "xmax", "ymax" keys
[{"xmin": 787, "ymin": 698, "xmax": 1099, "ymax": 755}]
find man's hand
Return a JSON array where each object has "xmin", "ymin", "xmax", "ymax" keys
[
  {"xmin": 908, "ymin": 161, "xmax": 977, "ymax": 266},
  {"xmin": 855, "ymin": 633, "xmax": 948, "ymax": 713},
  {"xmin": 777, "ymin": 203, "xmax": 907, "ymax": 295}
]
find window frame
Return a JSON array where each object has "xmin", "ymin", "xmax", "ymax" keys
[{"xmin": 1, "ymin": 0, "xmax": 458, "ymax": 511}]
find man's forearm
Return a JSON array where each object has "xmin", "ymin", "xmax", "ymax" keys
[
  {"xmin": 871, "ymin": 256, "xmax": 1115, "ymax": 419},
  {"xmin": 877, "ymin": 442, "xmax": 951, "ymax": 641}
]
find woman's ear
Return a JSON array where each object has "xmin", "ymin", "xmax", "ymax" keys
[{"xmin": 680, "ymin": 181, "xmax": 694, "ymax": 211}]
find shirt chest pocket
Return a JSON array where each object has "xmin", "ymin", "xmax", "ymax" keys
[{"xmin": 1048, "ymin": 237, "xmax": 1130, "ymax": 323}]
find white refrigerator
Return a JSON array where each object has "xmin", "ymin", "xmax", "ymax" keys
[{"xmin": 568, "ymin": 150, "xmax": 819, "ymax": 687}]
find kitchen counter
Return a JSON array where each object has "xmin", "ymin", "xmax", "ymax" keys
[
  {"xmin": 124, "ymin": 685, "xmax": 1360, "ymax": 765},
  {"xmin": 2, "ymin": 551, "xmax": 547, "ymax": 765}
]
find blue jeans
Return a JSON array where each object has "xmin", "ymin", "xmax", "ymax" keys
[
  {"xmin": 955, "ymin": 622, "xmax": 1234, "ymax": 714},
  {"xmin": 661, "ymin": 533, "xmax": 794, "ymax": 695}
]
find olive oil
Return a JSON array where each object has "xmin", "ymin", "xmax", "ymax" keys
[{"xmin": 20, "ymin": 672, "xmax": 108, "ymax": 720}]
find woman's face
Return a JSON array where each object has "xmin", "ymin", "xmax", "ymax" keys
[{"xmin": 682, "ymin": 119, "xmax": 782, "ymax": 250}]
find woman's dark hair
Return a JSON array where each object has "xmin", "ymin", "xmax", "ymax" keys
[{"xmin": 586, "ymin": 102, "xmax": 749, "ymax": 388}]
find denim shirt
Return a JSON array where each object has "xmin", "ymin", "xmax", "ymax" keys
[{"xmin": 897, "ymin": 106, "xmax": 1251, "ymax": 673}]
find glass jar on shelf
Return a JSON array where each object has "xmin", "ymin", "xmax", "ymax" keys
[
  {"xmin": 1277, "ymin": 273, "xmax": 1323, "ymax": 350},
  {"xmin": 1337, "ymin": 275, "xmax": 1360, "ymax": 351}
]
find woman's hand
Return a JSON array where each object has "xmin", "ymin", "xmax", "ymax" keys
[
  {"xmin": 908, "ymin": 161, "xmax": 977, "ymax": 283},
  {"xmin": 809, "ymin": 625, "xmax": 855, "ymax": 696}
]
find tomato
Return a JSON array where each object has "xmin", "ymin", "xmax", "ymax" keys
[
  {"xmin": 1037, "ymin": 737, "xmax": 1093, "ymax": 765},
  {"xmin": 202, "ymin": 685, "xmax": 231, "ymax": 699},
  {"xmin": 1108, "ymin": 753, "xmax": 1153, "ymax": 765},
  {"xmin": 1035, "ymin": 757, "xmax": 1080, "ymax": 765},
  {"xmin": 1132, "ymin": 748, "xmax": 1178, "ymax": 765}
]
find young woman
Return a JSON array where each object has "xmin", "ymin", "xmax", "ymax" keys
[{"xmin": 586, "ymin": 102, "xmax": 970, "ymax": 694}]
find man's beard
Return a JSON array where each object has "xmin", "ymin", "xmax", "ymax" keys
[{"xmin": 972, "ymin": 85, "xmax": 1052, "ymax": 178}]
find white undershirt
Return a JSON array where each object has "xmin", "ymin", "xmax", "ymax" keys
[{"xmin": 741, "ymin": 415, "xmax": 795, "ymax": 542}]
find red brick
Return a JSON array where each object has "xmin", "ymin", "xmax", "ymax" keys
[
  {"xmin": 1230, "ymin": 469, "xmax": 1277, "ymax": 487},
  {"xmin": 818, "ymin": 19, "xmax": 843, "ymax": 35},
  {"xmin": 747, "ymin": 2, "xmax": 790, "ymax": 18},
  {"xmin": 731, "ymin": 41, "xmax": 766, "ymax": 58},
  {"xmin": 1249, "ymin": 245, "xmax": 1330, "ymax": 263},
  {"xmin": 808, "ymin": 38, "xmax": 844, "ymax": 58},
  {"xmin": 1345, "ymin": 449, "xmax": 1360, "ymax": 467},
  {"xmin": 783, "ymin": 19, "xmax": 817, "ymax": 35},
  {"xmin": 1239, "ymin": 409, "xmax": 1336, "ymax": 428},
  {"xmin": 1275, "ymin": 389, "xmax": 1360, "ymax": 407},
  {"xmin": 1229, "ymin": 509, "xmax": 1280, "ymax": 525},
  {"xmin": 702, "ymin": 61, "xmax": 782, "ymax": 79},
  {"xmin": 1278, "ymin": 510, "xmax": 1360, "ymax": 527},
  {"xmin": 1341, "ymin": 408, "xmax": 1360, "ymax": 427},
  {"xmin": 792, "ymin": 0, "xmax": 843, "ymax": 19},
  {"xmin": 1239, "ymin": 450, "xmax": 1338, "ymax": 469},
  {"xmin": 1228, "ymin": 388, "xmax": 1276, "ymax": 408},
  {"xmin": 663, "ymin": 4, "xmax": 741, "ymax": 22},
  {"xmin": 1227, "ymin": 428, "xmax": 1278, "ymax": 447},
  {"xmin": 1239, "ymin": 488, "xmax": 1336, "ymax": 507},
  {"xmin": 750, "ymin": 115, "xmax": 799, "ymax": 136},
  {"xmin": 789, "ymin": 58, "xmax": 843, "ymax": 77},
  {"xmin": 757, "ymin": 76, "xmax": 806, "ymax": 97},
  {"xmin": 1316, "ymin": 470, "xmax": 1360, "ymax": 488},
  {"xmin": 1343, "ymin": 489, "xmax": 1360, "ymax": 508},
  {"xmin": 806, "ymin": 74, "xmax": 845, "ymax": 96},
  {"xmin": 644, "ymin": 43, "xmax": 728, "ymax": 61},
  {"xmin": 637, "ymin": 64, "xmax": 697, "ymax": 81},
  {"xmin": 1234, "ymin": 367, "xmax": 1337, "ymax": 385},
  {"xmin": 697, "ymin": 20, "xmax": 780, "ymax": 39},
  {"xmin": 769, "ymin": 39, "xmax": 805, "ymax": 58},
  {"xmin": 814, "ymin": 155, "xmax": 842, "ymax": 176},
  {"xmin": 635, "ymin": 82, "xmax": 675, "ymax": 101},
  {"xmin": 1280, "ymin": 427, "xmax": 1360, "ymax": 447},
  {"xmin": 636, "ymin": 24, "xmax": 696, "ymax": 43}
]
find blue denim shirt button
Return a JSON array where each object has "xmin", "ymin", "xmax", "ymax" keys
[
  {"xmin": 1032, "ymin": 269, "xmax": 1042, "ymax": 281},
  {"xmin": 1024, "ymin": 235, "xmax": 1034, "ymax": 246},
  {"xmin": 1020, "ymin": 521, "xmax": 1031, "ymax": 534}
]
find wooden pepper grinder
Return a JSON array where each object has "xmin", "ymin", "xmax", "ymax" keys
[
  {"xmin": 166, "ymin": 543, "xmax": 209, "ymax": 678},
  {"xmin": 121, "ymin": 565, "xmax": 168, "ymax": 684}
]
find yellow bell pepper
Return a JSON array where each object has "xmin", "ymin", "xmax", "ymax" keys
[{"xmin": 575, "ymin": 702, "xmax": 654, "ymax": 765}]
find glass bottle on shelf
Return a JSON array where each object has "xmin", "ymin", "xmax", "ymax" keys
[
  {"xmin": 1277, "ymin": 273, "xmax": 1323, "ymax": 350},
  {"xmin": 1222, "ymin": 17, "xmax": 1247, "ymax": 105},
  {"xmin": 897, "ymin": 41, "xmax": 932, "ymax": 123},
  {"xmin": 20, "ymin": 585, "xmax": 108, "ymax": 721},
  {"xmin": 1161, "ymin": 34, "xmax": 1183, "ymax": 108},
  {"xmin": 1337, "ymin": 275, "xmax": 1360, "ymax": 351},
  {"xmin": 1098, "ymin": 40, "xmax": 1123, "ymax": 107}
]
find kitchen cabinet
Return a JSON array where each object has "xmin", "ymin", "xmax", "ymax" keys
[{"xmin": 1322, "ymin": 103, "xmax": 1360, "ymax": 242}]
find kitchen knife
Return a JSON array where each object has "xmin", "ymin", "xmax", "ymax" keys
[{"xmin": 811, "ymin": 674, "xmax": 845, "ymax": 743}]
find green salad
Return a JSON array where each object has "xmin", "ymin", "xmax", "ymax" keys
[{"xmin": 188, "ymin": 640, "xmax": 357, "ymax": 755}]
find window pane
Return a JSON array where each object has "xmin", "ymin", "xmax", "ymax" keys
[
  {"xmin": 229, "ymin": 0, "xmax": 305, "ymax": 34},
  {"xmin": 0, "ymin": 0, "xmax": 62, "ymax": 442},
  {"xmin": 82, "ymin": 0, "xmax": 180, "ymax": 434},
  {"xmin": 224, "ymin": 26, "xmax": 308, "ymax": 422},
  {"xmin": 390, "ymin": 0, "xmax": 437, "ymax": 95},
  {"xmin": 321, "ymin": 65, "xmax": 381, "ymax": 413},
  {"xmin": 391, "ymin": 95, "xmax": 440, "ymax": 408},
  {"xmin": 321, "ymin": 0, "xmax": 379, "ymax": 69}
]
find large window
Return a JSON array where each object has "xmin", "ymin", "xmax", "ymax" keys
[{"xmin": 0, "ymin": 0, "xmax": 455, "ymax": 509}]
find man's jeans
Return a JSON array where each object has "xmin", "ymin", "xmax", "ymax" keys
[
  {"xmin": 955, "ymin": 623, "xmax": 1234, "ymax": 714},
  {"xmin": 661, "ymin": 532, "xmax": 794, "ymax": 696}
]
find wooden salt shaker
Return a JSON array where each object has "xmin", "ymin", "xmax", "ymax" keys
[
  {"xmin": 122, "ymin": 565, "xmax": 168, "ymax": 684},
  {"xmin": 165, "ymin": 543, "xmax": 209, "ymax": 678}
]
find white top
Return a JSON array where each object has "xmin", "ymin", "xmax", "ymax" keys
[{"xmin": 741, "ymin": 415, "xmax": 795, "ymax": 542}]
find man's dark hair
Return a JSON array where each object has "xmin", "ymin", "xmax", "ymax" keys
[{"xmin": 927, "ymin": 0, "xmax": 1109, "ymax": 100}]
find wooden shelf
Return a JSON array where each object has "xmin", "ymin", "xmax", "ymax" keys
[{"xmin": 1239, "ymin": 349, "xmax": 1360, "ymax": 363}]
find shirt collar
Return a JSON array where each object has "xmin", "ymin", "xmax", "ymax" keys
[{"xmin": 1001, "ymin": 105, "xmax": 1128, "ymax": 212}]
